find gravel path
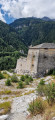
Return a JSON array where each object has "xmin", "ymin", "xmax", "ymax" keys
[{"xmin": 7, "ymin": 93, "xmax": 36, "ymax": 120}]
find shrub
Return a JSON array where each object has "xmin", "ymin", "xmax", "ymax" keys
[
  {"xmin": 11, "ymin": 75, "xmax": 18, "ymax": 83},
  {"xmin": 37, "ymin": 84, "xmax": 45, "ymax": 96},
  {"xmin": 0, "ymin": 72, "xmax": 4, "ymax": 79},
  {"xmin": 20, "ymin": 75, "xmax": 25, "ymax": 81},
  {"xmin": 5, "ymin": 79, "xmax": 11, "ymax": 86},
  {"xmin": 37, "ymin": 79, "xmax": 45, "ymax": 96},
  {"xmin": 46, "ymin": 69, "xmax": 55, "ymax": 75},
  {"xmin": 53, "ymin": 70, "xmax": 55, "ymax": 75},
  {"xmin": 28, "ymin": 99, "xmax": 34, "ymax": 114},
  {"xmin": 44, "ymin": 83, "xmax": 55, "ymax": 105},
  {"xmin": 37, "ymin": 82, "xmax": 55, "ymax": 105},
  {"xmin": 39, "ymin": 79, "xmax": 45, "ymax": 85},
  {"xmin": 47, "ymin": 69, "xmax": 53, "ymax": 75},
  {"xmin": 29, "ymin": 76, "xmax": 33, "ymax": 82},
  {"xmin": 18, "ymin": 81, "xmax": 24, "ymax": 89},
  {"xmin": 28, "ymin": 98, "xmax": 45, "ymax": 115},
  {"xmin": 25, "ymin": 74, "xmax": 29, "ymax": 79},
  {"xmin": 25, "ymin": 78, "xmax": 29, "ymax": 85}
]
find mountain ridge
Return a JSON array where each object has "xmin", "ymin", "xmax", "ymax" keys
[{"xmin": 10, "ymin": 17, "xmax": 55, "ymax": 46}]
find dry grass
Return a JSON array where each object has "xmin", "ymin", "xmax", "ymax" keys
[
  {"xmin": 28, "ymin": 97, "xmax": 55, "ymax": 120},
  {"xmin": 3, "ymin": 97, "xmax": 9, "ymax": 100},
  {"xmin": 24, "ymin": 90, "xmax": 35, "ymax": 95},
  {"xmin": 0, "ymin": 101, "xmax": 11, "ymax": 115},
  {"xmin": 3, "ymin": 73, "xmax": 11, "ymax": 79},
  {"xmin": 0, "ymin": 90, "xmax": 11, "ymax": 95},
  {"xmin": 14, "ymin": 73, "xmax": 21, "ymax": 77},
  {"xmin": 43, "ymin": 104, "xmax": 55, "ymax": 120},
  {"xmin": 28, "ymin": 98, "xmax": 48, "ymax": 116},
  {"xmin": 0, "ymin": 90, "xmax": 21, "ymax": 96}
]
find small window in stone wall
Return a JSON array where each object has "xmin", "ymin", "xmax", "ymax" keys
[
  {"xmin": 44, "ymin": 55, "xmax": 47, "ymax": 59},
  {"xmin": 32, "ymin": 64, "xmax": 34, "ymax": 67},
  {"xmin": 33, "ymin": 55, "xmax": 35, "ymax": 58}
]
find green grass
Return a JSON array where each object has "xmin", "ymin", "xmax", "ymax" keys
[
  {"xmin": 0, "ymin": 101, "xmax": 11, "ymax": 115},
  {"xmin": 3, "ymin": 73, "xmax": 11, "ymax": 79},
  {"xmin": 0, "ymin": 90, "xmax": 11, "ymax": 95}
]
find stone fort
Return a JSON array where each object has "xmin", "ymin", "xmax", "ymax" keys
[{"xmin": 15, "ymin": 43, "xmax": 55, "ymax": 77}]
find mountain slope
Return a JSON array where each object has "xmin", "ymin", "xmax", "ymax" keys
[
  {"xmin": 0, "ymin": 20, "xmax": 27, "ymax": 53},
  {"xmin": 0, "ymin": 20, "xmax": 28, "ymax": 70},
  {"xmin": 10, "ymin": 17, "xmax": 55, "ymax": 46}
]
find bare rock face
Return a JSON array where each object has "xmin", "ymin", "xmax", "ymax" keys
[
  {"xmin": 51, "ymin": 117, "xmax": 55, "ymax": 120},
  {"xmin": 7, "ymin": 113, "xmax": 27, "ymax": 120},
  {"xmin": 0, "ymin": 114, "xmax": 8, "ymax": 120}
]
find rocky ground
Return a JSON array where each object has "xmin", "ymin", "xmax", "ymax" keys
[{"xmin": 0, "ymin": 71, "xmax": 55, "ymax": 120}]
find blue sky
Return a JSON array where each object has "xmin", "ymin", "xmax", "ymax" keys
[
  {"xmin": 0, "ymin": 0, "xmax": 55, "ymax": 24},
  {"xmin": 4, "ymin": 14, "xmax": 15, "ymax": 24},
  {"xmin": 0, "ymin": 6, "xmax": 15, "ymax": 24}
]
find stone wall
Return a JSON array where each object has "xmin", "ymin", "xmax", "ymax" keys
[
  {"xmin": 15, "ymin": 48, "xmax": 55, "ymax": 77},
  {"xmin": 15, "ymin": 57, "xmax": 27, "ymax": 75},
  {"xmin": 37, "ymin": 49, "xmax": 55, "ymax": 77},
  {"xmin": 27, "ymin": 48, "xmax": 39, "ymax": 76},
  {"xmin": 15, "ymin": 48, "xmax": 39, "ymax": 76}
]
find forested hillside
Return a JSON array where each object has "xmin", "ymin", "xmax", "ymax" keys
[
  {"xmin": 0, "ymin": 20, "xmax": 27, "ymax": 70},
  {"xmin": 0, "ymin": 20, "xmax": 27, "ymax": 53},
  {"xmin": 10, "ymin": 17, "xmax": 55, "ymax": 46}
]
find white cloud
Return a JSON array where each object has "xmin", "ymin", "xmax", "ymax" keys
[
  {"xmin": 0, "ymin": 11, "xmax": 6, "ymax": 22},
  {"xmin": 0, "ymin": 0, "xmax": 55, "ymax": 22}
]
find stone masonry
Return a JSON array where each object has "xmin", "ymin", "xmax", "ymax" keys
[{"xmin": 15, "ymin": 43, "xmax": 55, "ymax": 77}]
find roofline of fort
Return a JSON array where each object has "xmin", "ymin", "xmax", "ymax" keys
[{"xmin": 29, "ymin": 47, "xmax": 55, "ymax": 49}]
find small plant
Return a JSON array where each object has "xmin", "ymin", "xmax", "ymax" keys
[
  {"xmin": 5, "ymin": 78, "xmax": 11, "ymax": 86},
  {"xmin": 11, "ymin": 75, "xmax": 18, "ymax": 83},
  {"xmin": 0, "ymin": 72, "xmax": 4, "ymax": 79},
  {"xmin": 28, "ymin": 98, "xmax": 45, "ymax": 115},
  {"xmin": 37, "ymin": 79, "xmax": 45, "ymax": 96},
  {"xmin": 20, "ymin": 75, "xmax": 25, "ymax": 81},
  {"xmin": 25, "ymin": 74, "xmax": 29, "ymax": 79},
  {"xmin": 29, "ymin": 76, "xmax": 33, "ymax": 82},
  {"xmin": 53, "ymin": 70, "xmax": 55, "ymax": 75},
  {"xmin": 18, "ymin": 81, "xmax": 24, "ymax": 89},
  {"xmin": 39, "ymin": 79, "xmax": 45, "ymax": 85},
  {"xmin": 25, "ymin": 78, "xmax": 29, "ymax": 85},
  {"xmin": 28, "ymin": 99, "xmax": 34, "ymax": 114},
  {"xmin": 46, "ymin": 69, "xmax": 55, "ymax": 75},
  {"xmin": 44, "ymin": 82, "xmax": 55, "ymax": 105},
  {"xmin": 37, "ymin": 84, "xmax": 45, "ymax": 96}
]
